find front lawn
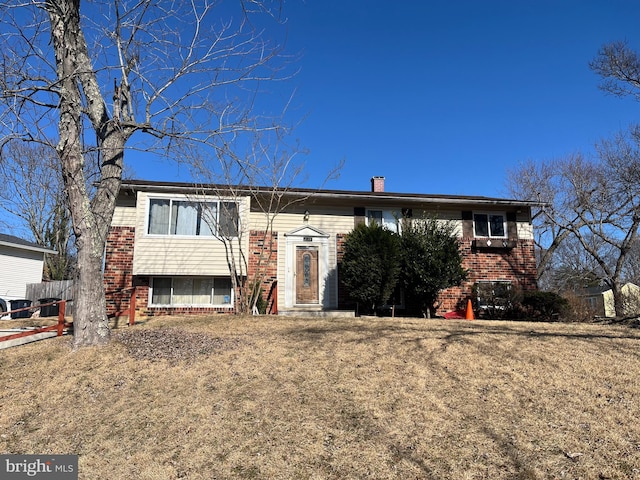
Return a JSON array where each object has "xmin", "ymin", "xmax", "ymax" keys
[{"xmin": 1, "ymin": 315, "xmax": 639, "ymax": 479}]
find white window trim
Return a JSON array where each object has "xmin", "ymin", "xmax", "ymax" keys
[
  {"xmin": 473, "ymin": 211, "xmax": 507, "ymax": 238},
  {"xmin": 148, "ymin": 276, "xmax": 235, "ymax": 308},
  {"xmin": 145, "ymin": 194, "xmax": 240, "ymax": 238}
]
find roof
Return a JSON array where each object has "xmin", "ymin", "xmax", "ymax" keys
[
  {"xmin": 120, "ymin": 179, "xmax": 542, "ymax": 208},
  {"xmin": 0, "ymin": 233, "xmax": 57, "ymax": 254},
  {"xmin": 580, "ymin": 285, "xmax": 611, "ymax": 296},
  {"xmin": 580, "ymin": 282, "xmax": 639, "ymax": 296}
]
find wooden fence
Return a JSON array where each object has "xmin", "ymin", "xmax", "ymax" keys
[
  {"xmin": 26, "ymin": 280, "xmax": 75, "ymax": 316},
  {"xmin": 0, "ymin": 300, "xmax": 71, "ymax": 349}
]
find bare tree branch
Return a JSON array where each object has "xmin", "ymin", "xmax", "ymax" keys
[
  {"xmin": 507, "ymin": 129, "xmax": 640, "ymax": 316},
  {"xmin": 0, "ymin": 0, "xmax": 294, "ymax": 346}
]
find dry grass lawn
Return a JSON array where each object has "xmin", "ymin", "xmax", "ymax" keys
[{"xmin": 2, "ymin": 315, "xmax": 640, "ymax": 479}]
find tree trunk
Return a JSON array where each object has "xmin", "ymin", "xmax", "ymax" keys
[
  {"xmin": 48, "ymin": 0, "xmax": 127, "ymax": 347},
  {"xmin": 72, "ymin": 240, "xmax": 111, "ymax": 346},
  {"xmin": 611, "ymin": 283, "xmax": 625, "ymax": 318}
]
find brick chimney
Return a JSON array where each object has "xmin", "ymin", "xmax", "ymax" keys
[{"xmin": 371, "ymin": 176, "xmax": 385, "ymax": 192}]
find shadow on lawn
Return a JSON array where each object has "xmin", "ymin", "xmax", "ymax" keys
[
  {"xmin": 284, "ymin": 319, "xmax": 640, "ymax": 369},
  {"xmin": 284, "ymin": 319, "xmax": 640, "ymax": 344},
  {"xmin": 277, "ymin": 318, "xmax": 640, "ymax": 478}
]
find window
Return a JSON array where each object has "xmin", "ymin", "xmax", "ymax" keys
[
  {"xmin": 303, "ymin": 252, "xmax": 311, "ymax": 287},
  {"xmin": 473, "ymin": 212, "xmax": 506, "ymax": 238},
  {"xmin": 367, "ymin": 210, "xmax": 383, "ymax": 226},
  {"xmin": 476, "ymin": 281, "xmax": 512, "ymax": 310},
  {"xmin": 150, "ymin": 276, "xmax": 233, "ymax": 306},
  {"xmin": 366, "ymin": 209, "xmax": 400, "ymax": 233},
  {"xmin": 219, "ymin": 202, "xmax": 239, "ymax": 237},
  {"xmin": 148, "ymin": 198, "xmax": 238, "ymax": 237}
]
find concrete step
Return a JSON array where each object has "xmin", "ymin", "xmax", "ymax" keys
[{"xmin": 277, "ymin": 309, "xmax": 355, "ymax": 318}]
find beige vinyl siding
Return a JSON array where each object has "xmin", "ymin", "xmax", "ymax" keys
[
  {"xmin": 112, "ymin": 204, "xmax": 137, "ymax": 226},
  {"xmin": 257, "ymin": 209, "xmax": 351, "ymax": 311},
  {"xmin": 132, "ymin": 192, "xmax": 249, "ymax": 276},
  {"xmin": 112, "ymin": 193, "xmax": 137, "ymax": 226},
  {"xmin": 133, "ymin": 236, "xmax": 235, "ymax": 275},
  {"xmin": 516, "ymin": 212, "xmax": 534, "ymax": 240},
  {"xmin": 248, "ymin": 207, "xmax": 355, "ymax": 234},
  {"xmin": 0, "ymin": 246, "xmax": 45, "ymax": 300},
  {"xmin": 516, "ymin": 222, "xmax": 533, "ymax": 240},
  {"xmin": 412, "ymin": 209, "xmax": 463, "ymax": 237},
  {"xmin": 249, "ymin": 206, "xmax": 534, "ymax": 243}
]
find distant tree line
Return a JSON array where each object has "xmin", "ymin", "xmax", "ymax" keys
[{"xmin": 508, "ymin": 41, "xmax": 640, "ymax": 318}]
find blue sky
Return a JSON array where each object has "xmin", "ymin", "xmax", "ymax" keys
[{"xmin": 134, "ymin": 1, "xmax": 640, "ymax": 198}]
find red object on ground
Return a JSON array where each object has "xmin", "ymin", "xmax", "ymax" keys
[{"xmin": 443, "ymin": 310, "xmax": 466, "ymax": 319}]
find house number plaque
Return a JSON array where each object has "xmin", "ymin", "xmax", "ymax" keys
[{"xmin": 303, "ymin": 236, "xmax": 313, "ymax": 242}]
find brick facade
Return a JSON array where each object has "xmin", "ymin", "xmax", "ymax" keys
[
  {"xmin": 334, "ymin": 231, "xmax": 537, "ymax": 316},
  {"xmin": 104, "ymin": 226, "xmax": 135, "ymax": 316},
  {"xmin": 248, "ymin": 230, "xmax": 278, "ymax": 313},
  {"xmin": 103, "ymin": 226, "xmax": 280, "ymax": 317},
  {"xmin": 435, "ymin": 238, "xmax": 537, "ymax": 315},
  {"xmin": 335, "ymin": 233, "xmax": 351, "ymax": 309}
]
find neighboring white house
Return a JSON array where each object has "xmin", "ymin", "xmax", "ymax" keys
[
  {"xmin": 580, "ymin": 282, "xmax": 640, "ymax": 318},
  {"xmin": 0, "ymin": 233, "xmax": 56, "ymax": 308}
]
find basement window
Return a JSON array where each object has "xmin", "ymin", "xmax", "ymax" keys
[
  {"xmin": 476, "ymin": 281, "xmax": 512, "ymax": 312},
  {"xmin": 150, "ymin": 276, "xmax": 233, "ymax": 307}
]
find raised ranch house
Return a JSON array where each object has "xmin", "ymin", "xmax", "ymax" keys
[{"xmin": 104, "ymin": 177, "xmax": 539, "ymax": 318}]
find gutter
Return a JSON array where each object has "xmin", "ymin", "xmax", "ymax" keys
[{"xmin": 120, "ymin": 180, "xmax": 543, "ymax": 208}]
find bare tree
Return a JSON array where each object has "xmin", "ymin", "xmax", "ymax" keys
[
  {"xmin": 590, "ymin": 41, "xmax": 640, "ymax": 100},
  {"xmin": 590, "ymin": 39, "xmax": 640, "ymax": 308},
  {"xmin": 539, "ymin": 235, "xmax": 606, "ymax": 292},
  {"xmin": 507, "ymin": 130, "xmax": 640, "ymax": 316},
  {"xmin": 0, "ymin": 0, "xmax": 291, "ymax": 346},
  {"xmin": 621, "ymin": 239, "xmax": 640, "ymax": 286},
  {"xmin": 0, "ymin": 141, "xmax": 75, "ymax": 279},
  {"xmin": 190, "ymin": 125, "xmax": 342, "ymax": 314},
  {"xmin": 507, "ymin": 158, "xmax": 571, "ymax": 281}
]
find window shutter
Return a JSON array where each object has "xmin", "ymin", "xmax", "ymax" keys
[
  {"xmin": 354, "ymin": 207, "xmax": 366, "ymax": 227},
  {"xmin": 462, "ymin": 210, "xmax": 473, "ymax": 238},
  {"xmin": 506, "ymin": 212, "xmax": 517, "ymax": 239}
]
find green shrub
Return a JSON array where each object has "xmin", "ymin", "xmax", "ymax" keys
[
  {"xmin": 400, "ymin": 217, "xmax": 467, "ymax": 318},
  {"xmin": 340, "ymin": 223, "xmax": 401, "ymax": 315},
  {"xmin": 521, "ymin": 291, "xmax": 569, "ymax": 322}
]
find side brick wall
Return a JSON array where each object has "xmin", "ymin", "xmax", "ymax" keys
[
  {"xmin": 104, "ymin": 226, "xmax": 135, "ymax": 316},
  {"xmin": 436, "ymin": 239, "xmax": 538, "ymax": 315},
  {"xmin": 248, "ymin": 230, "xmax": 278, "ymax": 313}
]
